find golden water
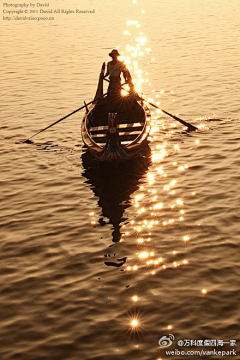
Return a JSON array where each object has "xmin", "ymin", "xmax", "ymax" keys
[{"xmin": 1, "ymin": 0, "xmax": 240, "ymax": 359}]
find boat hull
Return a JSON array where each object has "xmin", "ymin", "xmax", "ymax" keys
[{"xmin": 81, "ymin": 98, "xmax": 151, "ymax": 163}]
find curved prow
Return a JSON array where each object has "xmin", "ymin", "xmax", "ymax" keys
[
  {"xmin": 94, "ymin": 62, "xmax": 106, "ymax": 102},
  {"xmin": 107, "ymin": 113, "xmax": 119, "ymax": 146}
]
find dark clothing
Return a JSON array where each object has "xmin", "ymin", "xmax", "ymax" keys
[{"xmin": 107, "ymin": 76, "xmax": 122, "ymax": 112}]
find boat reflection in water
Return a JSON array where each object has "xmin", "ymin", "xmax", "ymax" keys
[{"xmin": 81, "ymin": 146, "xmax": 151, "ymax": 244}]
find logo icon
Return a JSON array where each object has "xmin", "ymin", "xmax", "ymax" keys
[{"xmin": 158, "ymin": 334, "xmax": 175, "ymax": 347}]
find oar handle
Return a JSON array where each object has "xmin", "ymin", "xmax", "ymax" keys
[
  {"xmin": 104, "ymin": 78, "xmax": 128, "ymax": 87},
  {"xmin": 103, "ymin": 78, "xmax": 197, "ymax": 132}
]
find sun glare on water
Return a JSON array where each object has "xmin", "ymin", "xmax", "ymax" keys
[
  {"xmin": 132, "ymin": 319, "xmax": 138, "ymax": 327},
  {"xmin": 93, "ymin": 1, "xmax": 202, "ymax": 338}
]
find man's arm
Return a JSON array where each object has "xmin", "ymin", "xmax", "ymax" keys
[
  {"xmin": 124, "ymin": 69, "xmax": 134, "ymax": 87},
  {"xmin": 122, "ymin": 63, "xmax": 129, "ymax": 83}
]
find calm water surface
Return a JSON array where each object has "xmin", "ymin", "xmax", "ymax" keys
[{"xmin": 1, "ymin": 1, "xmax": 240, "ymax": 359}]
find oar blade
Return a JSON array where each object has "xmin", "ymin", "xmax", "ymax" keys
[
  {"xmin": 149, "ymin": 102, "xmax": 198, "ymax": 132},
  {"xmin": 22, "ymin": 92, "xmax": 108, "ymax": 144}
]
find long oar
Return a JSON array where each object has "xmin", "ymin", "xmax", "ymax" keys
[
  {"xmin": 145, "ymin": 101, "xmax": 197, "ymax": 132},
  {"xmin": 104, "ymin": 78, "xmax": 197, "ymax": 132},
  {"xmin": 22, "ymin": 92, "xmax": 108, "ymax": 143}
]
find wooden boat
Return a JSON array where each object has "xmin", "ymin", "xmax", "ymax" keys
[{"xmin": 81, "ymin": 64, "xmax": 151, "ymax": 163}]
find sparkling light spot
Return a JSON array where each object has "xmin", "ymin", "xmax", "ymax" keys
[
  {"xmin": 135, "ymin": 194, "xmax": 144, "ymax": 201},
  {"xmin": 132, "ymin": 320, "xmax": 138, "ymax": 327},
  {"xmin": 147, "ymin": 172, "xmax": 155, "ymax": 184},
  {"xmin": 139, "ymin": 252, "xmax": 149, "ymax": 259},
  {"xmin": 178, "ymin": 165, "xmax": 185, "ymax": 171},
  {"xmin": 132, "ymin": 296, "xmax": 138, "ymax": 302},
  {"xmin": 167, "ymin": 325, "xmax": 172, "ymax": 330},
  {"xmin": 153, "ymin": 202, "xmax": 163, "ymax": 210},
  {"xmin": 202, "ymin": 289, "xmax": 207, "ymax": 294}
]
